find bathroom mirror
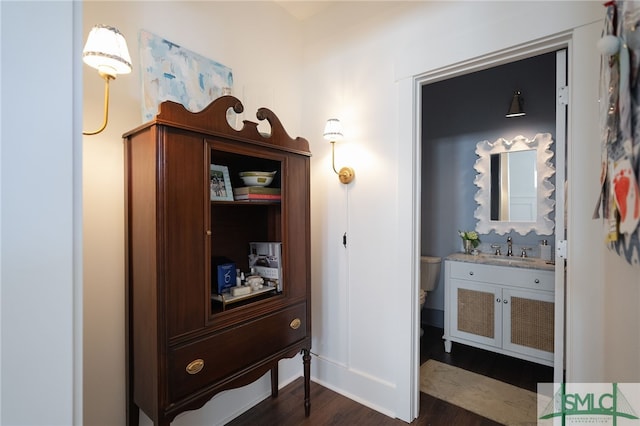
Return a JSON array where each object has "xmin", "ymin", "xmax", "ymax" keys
[
  {"xmin": 490, "ymin": 150, "xmax": 537, "ymax": 221},
  {"xmin": 474, "ymin": 133, "xmax": 555, "ymax": 235}
]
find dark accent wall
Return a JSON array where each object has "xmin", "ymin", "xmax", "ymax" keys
[{"xmin": 420, "ymin": 51, "xmax": 558, "ymax": 327}]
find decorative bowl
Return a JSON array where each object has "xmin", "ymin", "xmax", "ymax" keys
[{"xmin": 239, "ymin": 171, "xmax": 277, "ymax": 187}]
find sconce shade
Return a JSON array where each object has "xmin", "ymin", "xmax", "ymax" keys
[
  {"xmin": 83, "ymin": 25, "xmax": 132, "ymax": 77},
  {"xmin": 506, "ymin": 91, "xmax": 526, "ymax": 118},
  {"xmin": 323, "ymin": 118, "xmax": 344, "ymax": 142}
]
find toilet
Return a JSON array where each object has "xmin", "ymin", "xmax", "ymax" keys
[{"xmin": 419, "ymin": 256, "xmax": 441, "ymax": 336}]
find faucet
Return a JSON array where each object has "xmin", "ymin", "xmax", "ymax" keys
[{"xmin": 506, "ymin": 237, "xmax": 513, "ymax": 256}]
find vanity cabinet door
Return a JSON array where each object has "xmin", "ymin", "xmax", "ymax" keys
[
  {"xmin": 444, "ymin": 259, "xmax": 554, "ymax": 366},
  {"xmin": 502, "ymin": 288, "xmax": 554, "ymax": 362},
  {"xmin": 449, "ymin": 279, "xmax": 502, "ymax": 349}
]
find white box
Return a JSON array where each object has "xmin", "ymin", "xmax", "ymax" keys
[{"xmin": 248, "ymin": 242, "xmax": 282, "ymax": 292}]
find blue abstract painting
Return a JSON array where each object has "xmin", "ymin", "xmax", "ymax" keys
[{"xmin": 139, "ymin": 30, "xmax": 234, "ymax": 122}]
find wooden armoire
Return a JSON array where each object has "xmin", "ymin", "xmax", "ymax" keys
[{"xmin": 123, "ymin": 96, "xmax": 311, "ymax": 425}]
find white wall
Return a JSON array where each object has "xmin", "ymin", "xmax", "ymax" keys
[
  {"xmin": 82, "ymin": 2, "xmax": 307, "ymax": 425},
  {"xmin": 302, "ymin": 0, "xmax": 638, "ymax": 421},
  {"xmin": 1, "ymin": 1, "xmax": 81, "ymax": 424}
]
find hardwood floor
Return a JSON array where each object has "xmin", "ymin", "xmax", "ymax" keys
[
  {"xmin": 226, "ymin": 326, "xmax": 553, "ymax": 425},
  {"xmin": 419, "ymin": 326, "xmax": 553, "ymax": 393}
]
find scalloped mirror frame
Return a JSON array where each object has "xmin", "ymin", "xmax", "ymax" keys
[{"xmin": 474, "ymin": 133, "xmax": 555, "ymax": 235}]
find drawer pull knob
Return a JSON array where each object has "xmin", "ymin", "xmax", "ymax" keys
[
  {"xmin": 469, "ymin": 271, "xmax": 474, "ymax": 276},
  {"xmin": 534, "ymin": 278, "xmax": 540, "ymax": 283},
  {"xmin": 186, "ymin": 359, "xmax": 204, "ymax": 375},
  {"xmin": 290, "ymin": 318, "xmax": 301, "ymax": 330}
]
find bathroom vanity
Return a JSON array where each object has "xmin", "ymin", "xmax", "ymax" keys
[{"xmin": 443, "ymin": 253, "xmax": 554, "ymax": 366}]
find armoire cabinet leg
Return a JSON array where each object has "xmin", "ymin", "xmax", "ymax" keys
[
  {"xmin": 303, "ymin": 349, "xmax": 311, "ymax": 416},
  {"xmin": 126, "ymin": 403, "xmax": 139, "ymax": 426},
  {"xmin": 271, "ymin": 365, "xmax": 279, "ymax": 398}
]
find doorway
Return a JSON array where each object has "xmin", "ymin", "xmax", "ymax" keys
[{"xmin": 412, "ymin": 37, "xmax": 569, "ymax": 418}]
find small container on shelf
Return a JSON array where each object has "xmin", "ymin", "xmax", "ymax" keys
[
  {"xmin": 238, "ymin": 171, "xmax": 277, "ymax": 187},
  {"xmin": 211, "ymin": 256, "xmax": 236, "ymax": 294},
  {"xmin": 540, "ymin": 240, "xmax": 552, "ymax": 261}
]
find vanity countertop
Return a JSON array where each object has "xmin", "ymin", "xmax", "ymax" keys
[{"xmin": 446, "ymin": 252, "xmax": 555, "ymax": 271}]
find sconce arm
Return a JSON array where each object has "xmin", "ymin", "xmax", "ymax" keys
[
  {"xmin": 330, "ymin": 141, "xmax": 355, "ymax": 184},
  {"xmin": 330, "ymin": 141, "xmax": 339, "ymax": 175},
  {"xmin": 83, "ymin": 72, "xmax": 115, "ymax": 136}
]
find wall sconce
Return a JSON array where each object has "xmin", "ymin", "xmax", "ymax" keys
[
  {"xmin": 323, "ymin": 118, "xmax": 355, "ymax": 184},
  {"xmin": 82, "ymin": 25, "xmax": 132, "ymax": 135},
  {"xmin": 505, "ymin": 90, "xmax": 526, "ymax": 118}
]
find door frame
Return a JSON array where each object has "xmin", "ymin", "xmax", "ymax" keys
[{"xmin": 410, "ymin": 32, "xmax": 571, "ymax": 418}]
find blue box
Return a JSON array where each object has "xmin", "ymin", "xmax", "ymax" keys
[{"xmin": 211, "ymin": 257, "xmax": 236, "ymax": 294}]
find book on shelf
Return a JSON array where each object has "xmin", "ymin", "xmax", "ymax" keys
[
  {"xmin": 248, "ymin": 242, "xmax": 283, "ymax": 292},
  {"xmin": 234, "ymin": 193, "xmax": 281, "ymax": 201},
  {"xmin": 233, "ymin": 186, "xmax": 281, "ymax": 195}
]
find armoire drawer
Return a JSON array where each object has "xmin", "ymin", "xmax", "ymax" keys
[{"xmin": 168, "ymin": 303, "xmax": 307, "ymax": 402}]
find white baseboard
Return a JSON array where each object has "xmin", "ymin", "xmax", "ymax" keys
[{"xmin": 310, "ymin": 353, "xmax": 398, "ymax": 419}]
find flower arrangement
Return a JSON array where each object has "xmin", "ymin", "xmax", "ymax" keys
[{"xmin": 458, "ymin": 230, "xmax": 481, "ymax": 248}]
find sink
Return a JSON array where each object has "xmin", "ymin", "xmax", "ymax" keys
[
  {"xmin": 447, "ymin": 252, "xmax": 554, "ymax": 271},
  {"xmin": 475, "ymin": 254, "xmax": 536, "ymax": 266},
  {"xmin": 482, "ymin": 254, "xmax": 533, "ymax": 262}
]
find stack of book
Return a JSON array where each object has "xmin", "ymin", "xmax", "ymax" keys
[{"xmin": 233, "ymin": 186, "xmax": 281, "ymax": 201}]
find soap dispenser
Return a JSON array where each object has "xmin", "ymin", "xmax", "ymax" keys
[{"xmin": 540, "ymin": 239, "xmax": 552, "ymax": 261}]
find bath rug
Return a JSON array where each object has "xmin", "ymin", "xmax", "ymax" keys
[{"xmin": 420, "ymin": 359, "xmax": 541, "ymax": 425}]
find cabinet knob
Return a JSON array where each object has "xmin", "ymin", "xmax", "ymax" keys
[
  {"xmin": 206, "ymin": 230, "xmax": 212, "ymax": 236},
  {"xmin": 469, "ymin": 271, "xmax": 474, "ymax": 276},
  {"xmin": 290, "ymin": 318, "xmax": 301, "ymax": 330},
  {"xmin": 534, "ymin": 278, "xmax": 540, "ymax": 284},
  {"xmin": 503, "ymin": 299, "xmax": 508, "ymax": 304},
  {"xmin": 186, "ymin": 359, "xmax": 204, "ymax": 375},
  {"xmin": 496, "ymin": 298, "xmax": 501, "ymax": 303}
]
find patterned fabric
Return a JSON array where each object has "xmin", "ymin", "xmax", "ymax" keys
[{"xmin": 597, "ymin": 0, "xmax": 640, "ymax": 264}]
